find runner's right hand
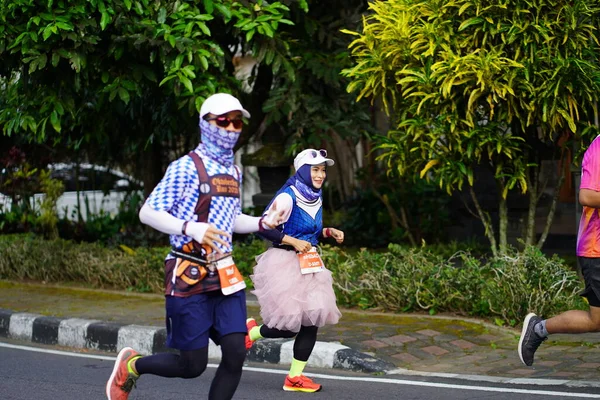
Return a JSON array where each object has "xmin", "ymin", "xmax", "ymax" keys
[
  {"xmin": 186, "ymin": 222, "xmax": 230, "ymax": 254},
  {"xmin": 290, "ymin": 238, "xmax": 312, "ymax": 253}
]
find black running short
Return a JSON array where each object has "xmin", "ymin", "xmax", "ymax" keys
[{"xmin": 578, "ymin": 257, "xmax": 600, "ymax": 307}]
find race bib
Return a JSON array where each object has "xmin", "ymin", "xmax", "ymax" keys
[
  {"xmin": 298, "ymin": 247, "xmax": 324, "ymax": 275},
  {"xmin": 215, "ymin": 255, "xmax": 246, "ymax": 295}
]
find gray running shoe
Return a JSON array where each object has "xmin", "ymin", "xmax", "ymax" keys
[{"xmin": 518, "ymin": 313, "xmax": 547, "ymax": 366}]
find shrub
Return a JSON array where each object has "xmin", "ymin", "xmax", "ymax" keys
[
  {"xmin": 483, "ymin": 246, "xmax": 587, "ymax": 326},
  {"xmin": 0, "ymin": 234, "xmax": 586, "ymax": 325},
  {"xmin": 325, "ymin": 244, "xmax": 486, "ymax": 315},
  {"xmin": 325, "ymin": 243, "xmax": 586, "ymax": 325},
  {"xmin": 0, "ymin": 234, "xmax": 166, "ymax": 293}
]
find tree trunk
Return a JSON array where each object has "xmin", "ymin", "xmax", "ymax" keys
[
  {"xmin": 372, "ymin": 187, "xmax": 417, "ymax": 246},
  {"xmin": 524, "ymin": 164, "xmax": 539, "ymax": 247},
  {"xmin": 469, "ymin": 186, "xmax": 498, "ymax": 257},
  {"xmin": 537, "ymin": 165, "xmax": 566, "ymax": 249},
  {"xmin": 498, "ymin": 192, "xmax": 508, "ymax": 254}
]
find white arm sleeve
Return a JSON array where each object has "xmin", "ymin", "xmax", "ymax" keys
[
  {"xmin": 233, "ymin": 214, "xmax": 262, "ymax": 234},
  {"xmin": 263, "ymin": 192, "xmax": 293, "ymax": 223},
  {"xmin": 139, "ymin": 203, "xmax": 209, "ymax": 242}
]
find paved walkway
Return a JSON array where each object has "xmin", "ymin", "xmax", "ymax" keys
[{"xmin": 2, "ymin": 280, "xmax": 600, "ymax": 382}]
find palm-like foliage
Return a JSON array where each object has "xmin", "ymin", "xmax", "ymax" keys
[{"xmin": 343, "ymin": 0, "xmax": 600, "ymax": 255}]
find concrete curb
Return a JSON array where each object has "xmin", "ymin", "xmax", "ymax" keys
[{"xmin": 0, "ymin": 308, "xmax": 395, "ymax": 374}]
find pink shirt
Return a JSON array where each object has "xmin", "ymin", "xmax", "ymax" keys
[{"xmin": 576, "ymin": 136, "xmax": 600, "ymax": 257}]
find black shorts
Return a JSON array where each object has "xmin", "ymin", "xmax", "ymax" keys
[{"xmin": 578, "ymin": 257, "xmax": 600, "ymax": 307}]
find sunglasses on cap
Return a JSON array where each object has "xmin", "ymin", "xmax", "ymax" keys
[
  {"xmin": 205, "ymin": 116, "xmax": 244, "ymax": 130},
  {"xmin": 309, "ymin": 149, "xmax": 327, "ymax": 158}
]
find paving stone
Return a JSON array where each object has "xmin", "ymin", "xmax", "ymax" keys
[
  {"xmin": 384, "ymin": 334, "xmax": 418, "ymax": 345},
  {"xmin": 416, "ymin": 329, "xmax": 441, "ymax": 337},
  {"xmin": 450, "ymin": 354, "xmax": 487, "ymax": 365},
  {"xmin": 508, "ymin": 368, "xmax": 536, "ymax": 375},
  {"xmin": 431, "ymin": 334, "xmax": 458, "ymax": 343},
  {"xmin": 392, "ymin": 352, "xmax": 420, "ymax": 364},
  {"xmin": 550, "ymin": 371, "xmax": 578, "ymax": 377},
  {"xmin": 536, "ymin": 360, "xmax": 562, "ymax": 367},
  {"xmin": 418, "ymin": 363, "xmax": 455, "ymax": 372},
  {"xmin": 575, "ymin": 363, "xmax": 600, "ymax": 369},
  {"xmin": 361, "ymin": 340, "xmax": 389, "ymax": 349},
  {"xmin": 422, "ymin": 345, "xmax": 449, "ymax": 356},
  {"xmin": 450, "ymin": 339, "xmax": 477, "ymax": 350}
]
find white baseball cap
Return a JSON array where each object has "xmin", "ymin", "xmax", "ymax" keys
[
  {"xmin": 293, "ymin": 149, "xmax": 335, "ymax": 171},
  {"xmin": 199, "ymin": 93, "xmax": 251, "ymax": 119}
]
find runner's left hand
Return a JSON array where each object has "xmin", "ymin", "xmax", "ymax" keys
[
  {"xmin": 328, "ymin": 228, "xmax": 344, "ymax": 244},
  {"xmin": 261, "ymin": 200, "xmax": 286, "ymax": 229}
]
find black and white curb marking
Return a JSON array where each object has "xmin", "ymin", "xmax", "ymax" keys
[{"xmin": 0, "ymin": 308, "xmax": 394, "ymax": 374}]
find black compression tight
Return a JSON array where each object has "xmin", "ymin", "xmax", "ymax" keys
[
  {"xmin": 259, "ymin": 325, "xmax": 318, "ymax": 362},
  {"xmin": 135, "ymin": 333, "xmax": 246, "ymax": 400}
]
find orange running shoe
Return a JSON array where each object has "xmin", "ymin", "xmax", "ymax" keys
[
  {"xmin": 283, "ymin": 375, "xmax": 322, "ymax": 392},
  {"xmin": 106, "ymin": 347, "xmax": 140, "ymax": 400},
  {"xmin": 245, "ymin": 318, "xmax": 259, "ymax": 350}
]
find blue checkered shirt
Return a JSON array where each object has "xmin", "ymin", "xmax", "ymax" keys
[{"xmin": 145, "ymin": 147, "xmax": 242, "ymax": 253}]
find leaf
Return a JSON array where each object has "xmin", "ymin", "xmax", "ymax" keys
[
  {"xmin": 203, "ymin": 0, "xmax": 214, "ymax": 14},
  {"xmin": 458, "ymin": 17, "xmax": 483, "ymax": 32},
  {"xmin": 197, "ymin": 22, "xmax": 211, "ymax": 36},
  {"xmin": 199, "ymin": 55, "xmax": 208, "ymax": 71},
  {"xmin": 179, "ymin": 74, "xmax": 194, "ymax": 93},
  {"xmin": 42, "ymin": 26, "xmax": 54, "ymax": 41},
  {"xmin": 50, "ymin": 110, "xmax": 61, "ymax": 133},
  {"xmin": 420, "ymin": 159, "xmax": 439, "ymax": 178},
  {"xmin": 158, "ymin": 7, "xmax": 167, "ymax": 24},
  {"xmin": 100, "ymin": 12, "xmax": 111, "ymax": 30},
  {"xmin": 118, "ymin": 88, "xmax": 130, "ymax": 104},
  {"xmin": 51, "ymin": 52, "xmax": 60, "ymax": 67},
  {"xmin": 56, "ymin": 22, "xmax": 73, "ymax": 31},
  {"xmin": 141, "ymin": 68, "xmax": 157, "ymax": 82},
  {"xmin": 214, "ymin": 4, "xmax": 232, "ymax": 19},
  {"xmin": 261, "ymin": 23, "xmax": 274, "ymax": 37},
  {"xmin": 168, "ymin": 35, "xmax": 176, "ymax": 48},
  {"xmin": 159, "ymin": 75, "xmax": 176, "ymax": 86}
]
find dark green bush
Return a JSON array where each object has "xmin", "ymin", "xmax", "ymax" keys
[
  {"xmin": 0, "ymin": 234, "xmax": 586, "ymax": 325},
  {"xmin": 325, "ymin": 243, "xmax": 587, "ymax": 326},
  {"xmin": 0, "ymin": 234, "xmax": 166, "ymax": 292}
]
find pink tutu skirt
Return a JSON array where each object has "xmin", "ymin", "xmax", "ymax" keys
[{"xmin": 251, "ymin": 248, "xmax": 341, "ymax": 332}]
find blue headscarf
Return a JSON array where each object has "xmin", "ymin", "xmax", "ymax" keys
[{"xmin": 277, "ymin": 164, "xmax": 322, "ymax": 202}]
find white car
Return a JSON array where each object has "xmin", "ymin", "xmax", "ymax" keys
[{"xmin": 0, "ymin": 163, "xmax": 143, "ymax": 221}]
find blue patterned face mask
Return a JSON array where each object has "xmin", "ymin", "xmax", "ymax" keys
[{"xmin": 197, "ymin": 118, "xmax": 241, "ymax": 167}]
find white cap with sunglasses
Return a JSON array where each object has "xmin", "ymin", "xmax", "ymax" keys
[
  {"xmin": 200, "ymin": 93, "xmax": 251, "ymax": 119},
  {"xmin": 293, "ymin": 149, "xmax": 335, "ymax": 171}
]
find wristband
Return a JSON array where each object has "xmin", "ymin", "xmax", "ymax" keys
[
  {"xmin": 258, "ymin": 216, "xmax": 266, "ymax": 232},
  {"xmin": 182, "ymin": 221, "xmax": 189, "ymax": 235},
  {"xmin": 325, "ymin": 228, "xmax": 331, "ymax": 238}
]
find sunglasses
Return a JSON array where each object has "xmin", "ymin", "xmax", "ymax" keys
[
  {"xmin": 205, "ymin": 116, "xmax": 244, "ymax": 130},
  {"xmin": 309, "ymin": 149, "xmax": 327, "ymax": 158}
]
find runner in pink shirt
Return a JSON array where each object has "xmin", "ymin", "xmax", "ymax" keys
[{"xmin": 518, "ymin": 135, "xmax": 600, "ymax": 366}]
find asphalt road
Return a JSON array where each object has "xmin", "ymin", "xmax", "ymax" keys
[{"xmin": 1, "ymin": 341, "xmax": 600, "ymax": 400}]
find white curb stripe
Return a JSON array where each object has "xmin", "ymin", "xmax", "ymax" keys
[
  {"xmin": 9, "ymin": 313, "xmax": 39, "ymax": 341},
  {"xmin": 58, "ymin": 318, "xmax": 99, "ymax": 348},
  {"xmin": 280, "ymin": 340, "xmax": 348, "ymax": 368},
  {"xmin": 117, "ymin": 325, "xmax": 159, "ymax": 356}
]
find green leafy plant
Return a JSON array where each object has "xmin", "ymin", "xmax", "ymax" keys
[{"xmin": 343, "ymin": 0, "xmax": 600, "ymax": 256}]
